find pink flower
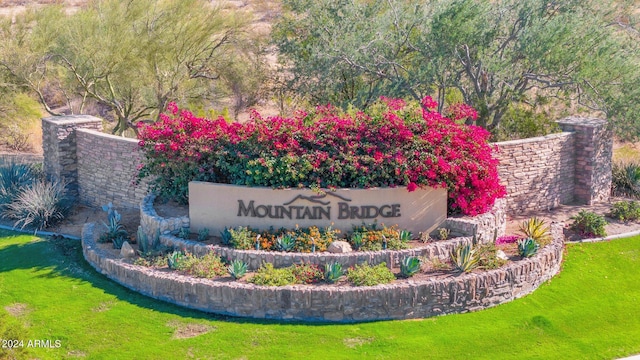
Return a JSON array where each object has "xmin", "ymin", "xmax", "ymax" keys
[{"xmin": 407, "ymin": 182, "xmax": 418, "ymax": 192}]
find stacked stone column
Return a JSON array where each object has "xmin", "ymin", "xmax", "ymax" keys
[
  {"xmin": 42, "ymin": 115, "xmax": 103, "ymax": 199},
  {"xmin": 557, "ymin": 117, "xmax": 613, "ymax": 205}
]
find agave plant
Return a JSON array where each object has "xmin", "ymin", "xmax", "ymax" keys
[
  {"xmin": 166, "ymin": 250, "xmax": 186, "ymax": 269},
  {"xmin": 324, "ymin": 262, "xmax": 344, "ymax": 283},
  {"xmin": 400, "ymin": 256, "xmax": 421, "ymax": 278},
  {"xmin": 275, "ymin": 234, "xmax": 296, "ymax": 252},
  {"xmin": 518, "ymin": 217, "xmax": 551, "ymax": 246},
  {"xmin": 100, "ymin": 210, "xmax": 128, "ymax": 243},
  {"xmin": 137, "ymin": 227, "xmax": 160, "ymax": 255},
  {"xmin": 350, "ymin": 232, "xmax": 364, "ymax": 250},
  {"xmin": 517, "ymin": 238, "xmax": 540, "ymax": 258},
  {"xmin": 450, "ymin": 244, "xmax": 479, "ymax": 273},
  {"xmin": 220, "ymin": 227, "xmax": 232, "ymax": 245},
  {"xmin": 197, "ymin": 228, "xmax": 210, "ymax": 241},
  {"xmin": 112, "ymin": 235, "xmax": 127, "ymax": 250},
  {"xmin": 228, "ymin": 259, "xmax": 248, "ymax": 279},
  {"xmin": 0, "ymin": 163, "xmax": 37, "ymax": 208},
  {"xmin": 399, "ymin": 230, "xmax": 412, "ymax": 242}
]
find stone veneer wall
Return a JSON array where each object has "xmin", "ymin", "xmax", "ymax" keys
[
  {"xmin": 76, "ymin": 129, "xmax": 148, "ymax": 209},
  {"xmin": 494, "ymin": 117, "xmax": 612, "ymax": 213},
  {"xmin": 495, "ymin": 133, "xmax": 575, "ymax": 213},
  {"xmin": 82, "ymin": 222, "xmax": 564, "ymax": 322}
]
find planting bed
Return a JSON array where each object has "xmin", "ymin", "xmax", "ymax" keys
[{"xmin": 80, "ymin": 195, "xmax": 563, "ymax": 322}]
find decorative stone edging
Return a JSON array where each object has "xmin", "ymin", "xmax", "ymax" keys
[
  {"xmin": 139, "ymin": 194, "xmax": 189, "ymax": 240},
  {"xmin": 81, "ymin": 222, "xmax": 565, "ymax": 323},
  {"xmin": 159, "ymin": 233, "xmax": 475, "ymax": 270}
]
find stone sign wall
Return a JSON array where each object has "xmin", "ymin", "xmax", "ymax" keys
[
  {"xmin": 189, "ymin": 182, "xmax": 447, "ymax": 236},
  {"xmin": 42, "ymin": 115, "xmax": 612, "ymax": 216}
]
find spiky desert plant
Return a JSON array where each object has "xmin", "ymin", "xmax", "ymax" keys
[
  {"xmin": 275, "ymin": 234, "xmax": 296, "ymax": 252},
  {"xmin": 400, "ymin": 256, "xmax": 421, "ymax": 277},
  {"xmin": 518, "ymin": 217, "xmax": 551, "ymax": 246},
  {"xmin": 228, "ymin": 260, "xmax": 248, "ymax": 279},
  {"xmin": 324, "ymin": 262, "xmax": 344, "ymax": 283},
  {"xmin": 517, "ymin": 238, "xmax": 540, "ymax": 258},
  {"xmin": 5, "ymin": 179, "xmax": 72, "ymax": 230},
  {"xmin": 450, "ymin": 244, "xmax": 479, "ymax": 273}
]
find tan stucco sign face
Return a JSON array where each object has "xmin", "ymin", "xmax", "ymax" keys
[{"xmin": 188, "ymin": 182, "xmax": 447, "ymax": 236}]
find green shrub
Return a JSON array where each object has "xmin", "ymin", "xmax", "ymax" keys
[
  {"xmin": 197, "ymin": 228, "xmax": 210, "ymax": 241},
  {"xmin": 324, "ymin": 262, "xmax": 344, "ymax": 283},
  {"xmin": 437, "ymin": 227, "xmax": 450, "ymax": 240},
  {"xmin": 220, "ymin": 227, "xmax": 232, "ymax": 245},
  {"xmin": 400, "ymin": 256, "xmax": 421, "ymax": 277},
  {"xmin": 570, "ymin": 210, "xmax": 607, "ymax": 238},
  {"xmin": 610, "ymin": 201, "xmax": 640, "ymax": 222},
  {"xmin": 291, "ymin": 263, "xmax": 323, "ymax": 284},
  {"xmin": 517, "ymin": 238, "xmax": 540, "ymax": 258},
  {"xmin": 349, "ymin": 224, "xmax": 409, "ymax": 251},
  {"xmin": 248, "ymin": 263, "xmax": 297, "ymax": 286},
  {"xmin": 167, "ymin": 251, "xmax": 186, "ymax": 270},
  {"xmin": 477, "ymin": 243, "xmax": 508, "ymax": 269},
  {"xmin": 450, "ymin": 244, "xmax": 480, "ymax": 273},
  {"xmin": 5, "ymin": 179, "xmax": 72, "ymax": 230},
  {"xmin": 612, "ymin": 162, "xmax": 640, "ymax": 198},
  {"xmin": 180, "ymin": 252, "xmax": 227, "ymax": 278},
  {"xmin": 177, "ymin": 227, "xmax": 190, "ymax": 240},
  {"xmin": 492, "ymin": 106, "xmax": 560, "ymax": 141},
  {"xmin": 346, "ymin": 263, "xmax": 395, "ymax": 286},
  {"xmin": 229, "ymin": 226, "xmax": 258, "ymax": 250},
  {"xmin": 228, "ymin": 259, "xmax": 248, "ymax": 279}
]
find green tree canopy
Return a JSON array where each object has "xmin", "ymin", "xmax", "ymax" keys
[
  {"xmin": 0, "ymin": 0, "xmax": 263, "ymax": 135},
  {"xmin": 273, "ymin": 0, "xmax": 640, "ymax": 137}
]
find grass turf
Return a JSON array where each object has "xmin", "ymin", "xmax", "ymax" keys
[{"xmin": 0, "ymin": 230, "xmax": 639, "ymax": 359}]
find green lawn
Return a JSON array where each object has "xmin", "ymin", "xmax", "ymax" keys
[{"xmin": 1, "ymin": 230, "xmax": 639, "ymax": 360}]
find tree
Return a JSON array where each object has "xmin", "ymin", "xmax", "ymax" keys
[
  {"xmin": 1, "ymin": 0, "xmax": 261, "ymax": 135},
  {"xmin": 273, "ymin": 0, "xmax": 640, "ymax": 136}
]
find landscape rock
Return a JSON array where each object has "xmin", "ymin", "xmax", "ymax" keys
[
  {"xmin": 120, "ymin": 241, "xmax": 136, "ymax": 258},
  {"xmin": 496, "ymin": 250, "xmax": 508, "ymax": 261},
  {"xmin": 327, "ymin": 241, "xmax": 352, "ymax": 253}
]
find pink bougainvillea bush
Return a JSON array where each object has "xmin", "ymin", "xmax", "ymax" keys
[{"xmin": 137, "ymin": 97, "xmax": 506, "ymax": 216}]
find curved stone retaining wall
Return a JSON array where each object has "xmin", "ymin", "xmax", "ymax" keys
[
  {"xmin": 82, "ymin": 222, "xmax": 564, "ymax": 322},
  {"xmin": 159, "ymin": 234, "xmax": 475, "ymax": 270},
  {"xmin": 139, "ymin": 194, "xmax": 189, "ymax": 240}
]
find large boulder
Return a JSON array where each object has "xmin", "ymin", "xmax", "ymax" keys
[
  {"xmin": 327, "ymin": 241, "xmax": 352, "ymax": 253},
  {"xmin": 120, "ymin": 241, "xmax": 136, "ymax": 258}
]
